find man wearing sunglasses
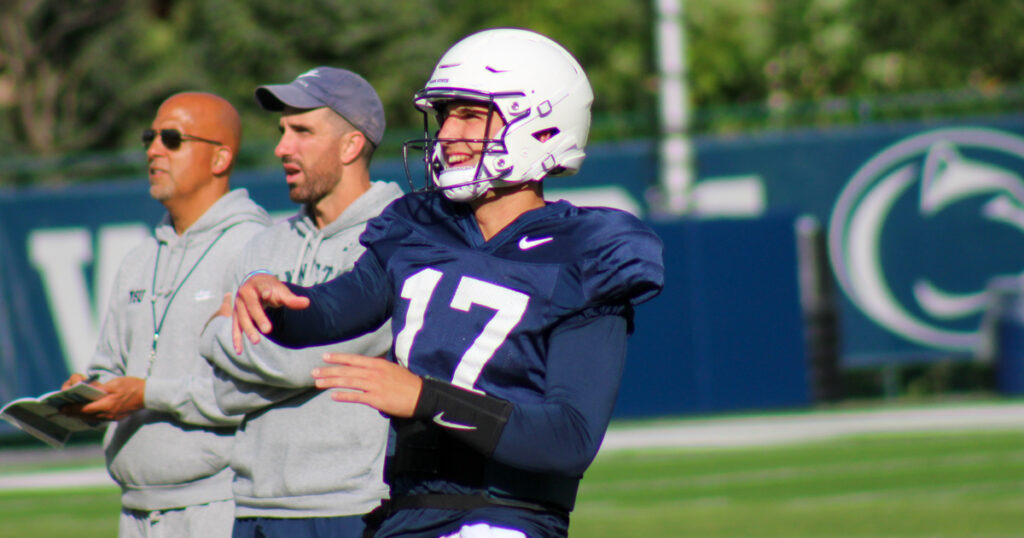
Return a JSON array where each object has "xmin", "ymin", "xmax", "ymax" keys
[
  {"xmin": 199, "ymin": 68, "xmax": 403, "ymax": 537},
  {"xmin": 61, "ymin": 92, "xmax": 271, "ymax": 537}
]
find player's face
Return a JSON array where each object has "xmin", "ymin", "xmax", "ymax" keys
[
  {"xmin": 145, "ymin": 97, "xmax": 219, "ymax": 204},
  {"xmin": 274, "ymin": 107, "xmax": 344, "ymax": 205},
  {"xmin": 438, "ymin": 101, "xmax": 505, "ymax": 170}
]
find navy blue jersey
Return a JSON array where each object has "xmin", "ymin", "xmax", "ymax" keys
[{"xmin": 268, "ymin": 191, "xmax": 664, "ymax": 537}]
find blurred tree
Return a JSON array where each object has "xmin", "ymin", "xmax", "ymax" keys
[
  {"xmin": 0, "ymin": 0, "xmax": 454, "ymax": 185},
  {"xmin": 0, "ymin": 1, "xmax": 137, "ymax": 157},
  {"xmin": 2, "ymin": 0, "xmax": 1024, "ymax": 185},
  {"xmin": 689, "ymin": 0, "xmax": 1024, "ymax": 130},
  {"xmin": 0, "ymin": 1, "xmax": 220, "ymax": 184},
  {"xmin": 0, "ymin": 0, "xmax": 655, "ymax": 185},
  {"xmin": 150, "ymin": 0, "xmax": 455, "ymax": 165}
]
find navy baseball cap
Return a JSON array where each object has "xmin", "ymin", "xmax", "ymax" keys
[{"xmin": 255, "ymin": 67, "xmax": 385, "ymax": 146}]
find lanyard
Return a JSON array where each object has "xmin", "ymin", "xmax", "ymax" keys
[{"xmin": 149, "ymin": 227, "xmax": 232, "ymax": 365}]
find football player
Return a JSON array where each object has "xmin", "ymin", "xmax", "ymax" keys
[{"xmin": 231, "ymin": 28, "xmax": 665, "ymax": 538}]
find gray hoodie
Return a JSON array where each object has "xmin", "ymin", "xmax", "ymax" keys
[
  {"xmin": 87, "ymin": 189, "xmax": 271, "ymax": 511},
  {"xmin": 200, "ymin": 181, "xmax": 403, "ymax": 518}
]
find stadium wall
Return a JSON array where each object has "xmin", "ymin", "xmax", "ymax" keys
[{"xmin": 3, "ymin": 114, "xmax": 1023, "ymax": 428}]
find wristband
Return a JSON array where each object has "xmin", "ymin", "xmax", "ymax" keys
[
  {"xmin": 413, "ymin": 378, "xmax": 513, "ymax": 457},
  {"xmin": 242, "ymin": 269, "xmax": 275, "ymax": 282}
]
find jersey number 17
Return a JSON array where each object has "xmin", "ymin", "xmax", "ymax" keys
[{"xmin": 395, "ymin": 268, "xmax": 529, "ymax": 393}]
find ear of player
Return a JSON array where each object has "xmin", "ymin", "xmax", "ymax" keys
[{"xmin": 403, "ymin": 28, "xmax": 594, "ymax": 201}]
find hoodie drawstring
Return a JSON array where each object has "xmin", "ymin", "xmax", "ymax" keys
[{"xmin": 290, "ymin": 230, "xmax": 315, "ymax": 286}]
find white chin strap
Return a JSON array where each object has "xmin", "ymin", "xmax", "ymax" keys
[{"xmin": 436, "ymin": 166, "xmax": 494, "ymax": 202}]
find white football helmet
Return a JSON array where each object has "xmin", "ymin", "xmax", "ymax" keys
[{"xmin": 403, "ymin": 28, "xmax": 594, "ymax": 202}]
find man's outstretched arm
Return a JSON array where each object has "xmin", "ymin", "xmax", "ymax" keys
[
  {"xmin": 232, "ymin": 252, "xmax": 393, "ymax": 352},
  {"xmin": 231, "ymin": 272, "xmax": 310, "ymax": 353}
]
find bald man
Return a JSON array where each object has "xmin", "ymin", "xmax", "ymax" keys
[{"xmin": 60, "ymin": 92, "xmax": 271, "ymax": 537}]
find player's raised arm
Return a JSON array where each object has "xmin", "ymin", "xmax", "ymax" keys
[{"xmin": 231, "ymin": 271, "xmax": 310, "ymax": 353}]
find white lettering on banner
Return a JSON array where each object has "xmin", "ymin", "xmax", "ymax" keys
[
  {"xmin": 28, "ymin": 224, "xmax": 149, "ymax": 373},
  {"xmin": 546, "ymin": 187, "xmax": 643, "ymax": 217}
]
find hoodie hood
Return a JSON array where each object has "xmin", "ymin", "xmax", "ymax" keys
[
  {"xmin": 152, "ymin": 189, "xmax": 271, "ymax": 294},
  {"xmin": 289, "ymin": 181, "xmax": 403, "ymax": 285},
  {"xmin": 154, "ymin": 189, "xmax": 271, "ymax": 247}
]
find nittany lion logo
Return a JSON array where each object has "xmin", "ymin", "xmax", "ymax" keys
[{"xmin": 829, "ymin": 128, "xmax": 1024, "ymax": 352}]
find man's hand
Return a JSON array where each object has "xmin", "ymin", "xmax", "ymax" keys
[
  {"xmin": 61, "ymin": 373, "xmax": 88, "ymax": 390},
  {"xmin": 62, "ymin": 376, "xmax": 145, "ymax": 421},
  {"xmin": 313, "ymin": 353, "xmax": 423, "ymax": 418},
  {"xmin": 231, "ymin": 273, "xmax": 310, "ymax": 353}
]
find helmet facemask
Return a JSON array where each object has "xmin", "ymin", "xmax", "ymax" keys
[{"xmin": 403, "ymin": 94, "xmax": 518, "ymax": 202}]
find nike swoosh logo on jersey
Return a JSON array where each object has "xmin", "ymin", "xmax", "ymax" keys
[
  {"xmin": 518, "ymin": 236, "xmax": 554, "ymax": 250},
  {"xmin": 433, "ymin": 412, "xmax": 477, "ymax": 430}
]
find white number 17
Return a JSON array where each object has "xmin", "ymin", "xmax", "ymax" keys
[{"xmin": 394, "ymin": 268, "xmax": 529, "ymax": 392}]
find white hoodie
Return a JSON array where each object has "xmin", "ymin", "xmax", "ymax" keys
[
  {"xmin": 201, "ymin": 181, "xmax": 403, "ymax": 518},
  {"xmin": 87, "ymin": 188, "xmax": 271, "ymax": 511}
]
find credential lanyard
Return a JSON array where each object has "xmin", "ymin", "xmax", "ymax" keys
[{"xmin": 149, "ymin": 227, "xmax": 232, "ymax": 365}]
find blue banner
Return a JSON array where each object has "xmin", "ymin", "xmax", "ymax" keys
[
  {"xmin": 7, "ymin": 115, "xmax": 1020, "ymax": 422},
  {"xmin": 695, "ymin": 116, "xmax": 1024, "ymax": 364}
]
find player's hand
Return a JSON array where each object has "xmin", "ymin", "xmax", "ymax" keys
[
  {"xmin": 231, "ymin": 273, "xmax": 310, "ymax": 353},
  {"xmin": 63, "ymin": 376, "xmax": 145, "ymax": 421},
  {"xmin": 313, "ymin": 353, "xmax": 423, "ymax": 418}
]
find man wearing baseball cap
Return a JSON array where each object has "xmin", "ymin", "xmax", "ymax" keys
[
  {"xmin": 200, "ymin": 67, "xmax": 402, "ymax": 537},
  {"xmin": 255, "ymin": 67, "xmax": 386, "ymax": 150}
]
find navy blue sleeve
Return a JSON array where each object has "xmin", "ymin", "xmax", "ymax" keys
[
  {"xmin": 266, "ymin": 250, "xmax": 393, "ymax": 348},
  {"xmin": 491, "ymin": 307, "xmax": 629, "ymax": 476},
  {"xmin": 574, "ymin": 209, "xmax": 664, "ymax": 309}
]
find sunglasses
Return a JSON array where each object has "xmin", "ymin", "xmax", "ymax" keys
[{"xmin": 142, "ymin": 129, "xmax": 223, "ymax": 150}]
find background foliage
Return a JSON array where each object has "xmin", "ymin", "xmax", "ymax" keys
[{"xmin": 1, "ymin": 0, "xmax": 1023, "ymax": 185}]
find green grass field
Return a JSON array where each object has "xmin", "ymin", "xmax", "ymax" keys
[{"xmin": 2, "ymin": 429, "xmax": 1023, "ymax": 537}]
